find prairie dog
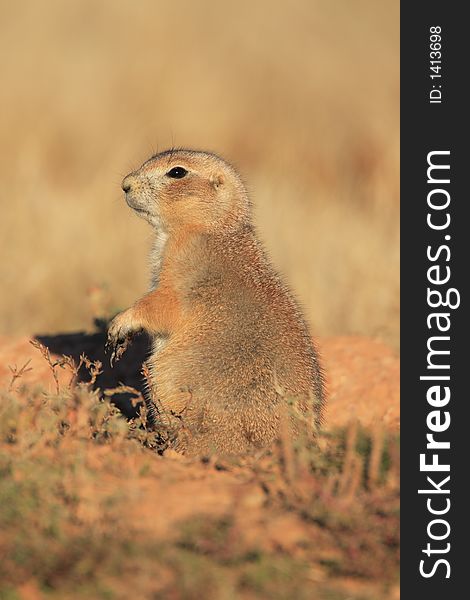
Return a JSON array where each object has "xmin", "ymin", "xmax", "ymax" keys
[{"xmin": 107, "ymin": 149, "xmax": 324, "ymax": 455}]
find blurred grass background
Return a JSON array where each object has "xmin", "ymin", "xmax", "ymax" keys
[{"xmin": 0, "ymin": 0, "xmax": 399, "ymax": 347}]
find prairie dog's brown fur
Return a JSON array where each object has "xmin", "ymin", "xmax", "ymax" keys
[{"xmin": 107, "ymin": 149, "xmax": 324, "ymax": 455}]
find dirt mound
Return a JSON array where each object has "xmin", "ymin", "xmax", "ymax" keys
[
  {"xmin": 321, "ymin": 336, "xmax": 399, "ymax": 430},
  {"xmin": 0, "ymin": 331, "xmax": 399, "ymax": 599},
  {"xmin": 0, "ymin": 333, "xmax": 399, "ymax": 431}
]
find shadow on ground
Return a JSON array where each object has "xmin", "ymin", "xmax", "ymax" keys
[{"xmin": 35, "ymin": 322, "xmax": 151, "ymax": 419}]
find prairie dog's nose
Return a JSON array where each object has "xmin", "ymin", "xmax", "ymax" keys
[{"xmin": 122, "ymin": 175, "xmax": 134, "ymax": 193}]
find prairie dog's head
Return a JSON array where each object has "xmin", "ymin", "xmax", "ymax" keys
[{"xmin": 121, "ymin": 149, "xmax": 250, "ymax": 232}]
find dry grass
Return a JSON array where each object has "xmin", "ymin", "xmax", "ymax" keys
[
  {"xmin": 0, "ymin": 0, "xmax": 399, "ymax": 347},
  {"xmin": 0, "ymin": 349, "xmax": 399, "ymax": 599}
]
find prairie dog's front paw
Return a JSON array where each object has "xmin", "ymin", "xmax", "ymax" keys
[{"xmin": 106, "ymin": 310, "xmax": 140, "ymax": 366}]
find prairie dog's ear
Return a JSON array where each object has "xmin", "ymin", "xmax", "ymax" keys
[{"xmin": 210, "ymin": 172, "xmax": 225, "ymax": 189}]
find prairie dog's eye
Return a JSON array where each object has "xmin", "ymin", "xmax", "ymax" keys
[{"xmin": 166, "ymin": 166, "xmax": 188, "ymax": 179}]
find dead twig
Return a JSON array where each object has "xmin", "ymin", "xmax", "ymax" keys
[
  {"xmin": 8, "ymin": 359, "xmax": 33, "ymax": 392},
  {"xmin": 103, "ymin": 385, "xmax": 144, "ymax": 406},
  {"xmin": 30, "ymin": 339, "xmax": 62, "ymax": 394}
]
